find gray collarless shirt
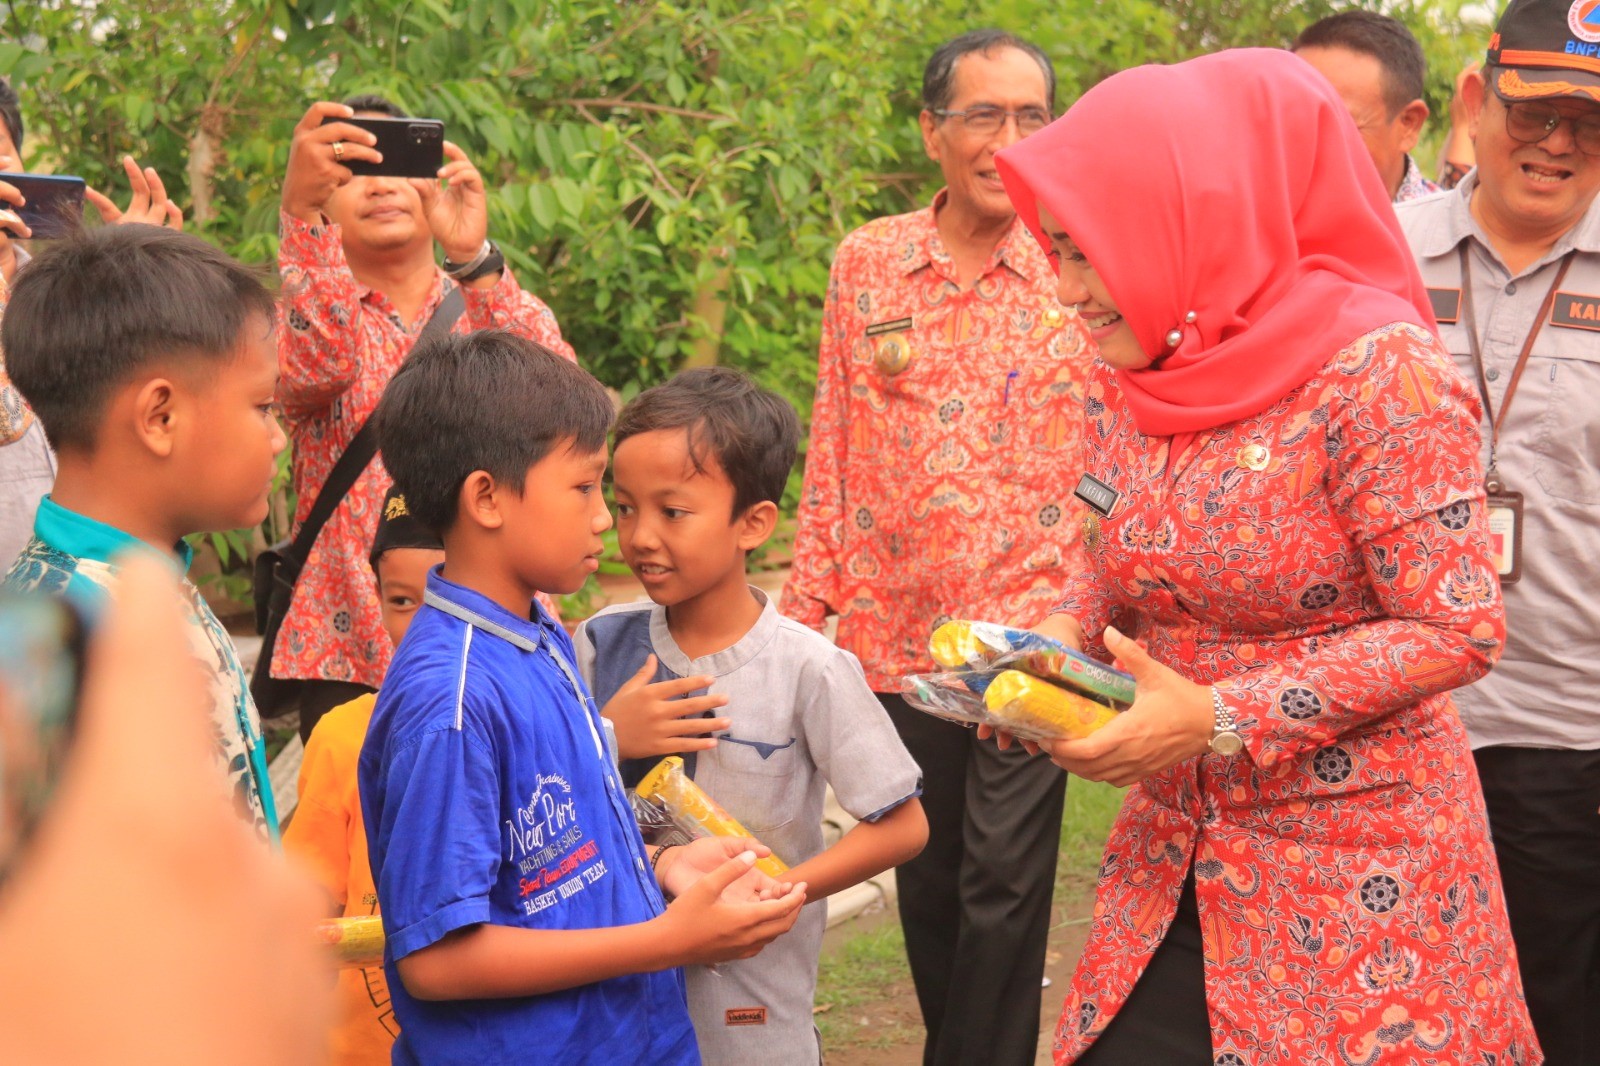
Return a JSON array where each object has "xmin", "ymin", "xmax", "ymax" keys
[
  {"xmin": 1397, "ymin": 174, "xmax": 1600, "ymax": 749},
  {"xmin": 574, "ymin": 588, "xmax": 921, "ymax": 1064}
]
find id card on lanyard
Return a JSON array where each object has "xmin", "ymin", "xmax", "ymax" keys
[{"xmin": 1457, "ymin": 245, "xmax": 1572, "ymax": 584}]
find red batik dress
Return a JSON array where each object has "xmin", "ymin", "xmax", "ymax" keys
[
  {"xmin": 1054, "ymin": 323, "xmax": 1539, "ymax": 1066},
  {"xmin": 274, "ymin": 212, "xmax": 574, "ymax": 688}
]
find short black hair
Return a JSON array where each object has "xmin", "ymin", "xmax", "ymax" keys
[
  {"xmin": 1294, "ymin": 10, "xmax": 1427, "ymax": 117},
  {"xmin": 923, "ymin": 30, "xmax": 1056, "ymax": 114},
  {"xmin": 613, "ymin": 366, "xmax": 799, "ymax": 518},
  {"xmin": 341, "ymin": 94, "xmax": 408, "ymax": 118},
  {"xmin": 2, "ymin": 224, "xmax": 275, "ymax": 452},
  {"xmin": 374, "ymin": 329, "xmax": 613, "ymax": 536},
  {"xmin": 0, "ymin": 77, "xmax": 22, "ymax": 152}
]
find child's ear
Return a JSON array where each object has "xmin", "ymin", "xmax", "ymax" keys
[
  {"xmin": 734, "ymin": 500, "xmax": 778, "ymax": 552},
  {"xmin": 130, "ymin": 378, "xmax": 179, "ymax": 458},
  {"xmin": 458, "ymin": 470, "xmax": 505, "ymax": 531}
]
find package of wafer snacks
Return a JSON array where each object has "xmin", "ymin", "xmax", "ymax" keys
[
  {"xmin": 314, "ymin": 915, "xmax": 386, "ymax": 969},
  {"xmin": 634, "ymin": 755, "xmax": 790, "ymax": 878},
  {"xmin": 900, "ymin": 672, "xmax": 992, "ymax": 727},
  {"xmin": 983, "ymin": 669, "xmax": 1122, "ymax": 742},
  {"xmin": 930, "ymin": 620, "xmax": 1136, "ymax": 707}
]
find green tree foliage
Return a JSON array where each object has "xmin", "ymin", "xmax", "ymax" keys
[{"xmin": 3, "ymin": 0, "xmax": 1488, "ymax": 411}]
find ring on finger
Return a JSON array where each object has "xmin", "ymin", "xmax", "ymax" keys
[{"xmin": 332, "ymin": 140, "xmax": 345, "ymax": 163}]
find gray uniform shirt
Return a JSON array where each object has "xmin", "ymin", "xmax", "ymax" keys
[
  {"xmin": 1398, "ymin": 175, "xmax": 1600, "ymax": 749},
  {"xmin": 575, "ymin": 588, "xmax": 922, "ymax": 1065}
]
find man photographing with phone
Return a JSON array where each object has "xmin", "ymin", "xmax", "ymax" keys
[{"xmin": 267, "ymin": 96, "xmax": 575, "ymax": 741}]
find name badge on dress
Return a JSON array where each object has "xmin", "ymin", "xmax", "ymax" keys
[{"xmin": 1073, "ymin": 474, "xmax": 1120, "ymax": 517}]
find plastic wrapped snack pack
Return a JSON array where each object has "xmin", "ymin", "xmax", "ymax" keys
[
  {"xmin": 315, "ymin": 915, "xmax": 385, "ymax": 969},
  {"xmin": 929, "ymin": 620, "xmax": 1136, "ymax": 707},
  {"xmin": 983, "ymin": 670, "xmax": 1121, "ymax": 742},
  {"xmin": 900, "ymin": 672, "xmax": 992, "ymax": 727},
  {"xmin": 634, "ymin": 755, "xmax": 790, "ymax": 878}
]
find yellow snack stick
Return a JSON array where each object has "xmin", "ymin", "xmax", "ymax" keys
[
  {"xmin": 983, "ymin": 670, "xmax": 1121, "ymax": 742},
  {"xmin": 930, "ymin": 619, "xmax": 993, "ymax": 669},
  {"xmin": 314, "ymin": 914, "xmax": 385, "ymax": 970},
  {"xmin": 635, "ymin": 756, "xmax": 790, "ymax": 879}
]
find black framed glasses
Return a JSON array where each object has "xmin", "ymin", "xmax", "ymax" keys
[
  {"xmin": 1503, "ymin": 99, "xmax": 1600, "ymax": 155},
  {"xmin": 933, "ymin": 106, "xmax": 1052, "ymax": 137}
]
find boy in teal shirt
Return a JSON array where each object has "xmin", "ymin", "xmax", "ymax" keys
[{"xmin": 2, "ymin": 225, "xmax": 286, "ymax": 840}]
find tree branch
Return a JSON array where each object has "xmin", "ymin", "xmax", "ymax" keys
[{"xmin": 557, "ymin": 98, "xmax": 729, "ymax": 123}]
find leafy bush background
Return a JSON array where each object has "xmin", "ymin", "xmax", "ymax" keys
[{"xmin": 0, "ymin": 0, "xmax": 1488, "ymax": 602}]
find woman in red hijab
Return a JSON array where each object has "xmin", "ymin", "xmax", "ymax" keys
[{"xmin": 994, "ymin": 49, "xmax": 1539, "ymax": 1065}]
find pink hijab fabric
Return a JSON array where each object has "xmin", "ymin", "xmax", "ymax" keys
[{"xmin": 995, "ymin": 48, "xmax": 1437, "ymax": 437}]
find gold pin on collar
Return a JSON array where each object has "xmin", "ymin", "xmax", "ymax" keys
[
  {"xmin": 874, "ymin": 333, "xmax": 914, "ymax": 376},
  {"xmin": 1041, "ymin": 306, "xmax": 1066, "ymax": 329},
  {"xmin": 1236, "ymin": 444, "xmax": 1270, "ymax": 471}
]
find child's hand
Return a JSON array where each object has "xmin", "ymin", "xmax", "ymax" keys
[
  {"xmin": 657, "ymin": 835, "xmax": 786, "ymax": 902},
  {"xmin": 658, "ymin": 851, "xmax": 807, "ymax": 966},
  {"xmin": 603, "ymin": 655, "xmax": 731, "ymax": 759}
]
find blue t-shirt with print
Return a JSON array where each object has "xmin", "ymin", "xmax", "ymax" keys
[{"xmin": 358, "ymin": 569, "xmax": 699, "ymax": 1066}]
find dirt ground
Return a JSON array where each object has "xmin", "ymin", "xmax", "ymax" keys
[{"xmin": 821, "ymin": 869, "xmax": 1099, "ymax": 1066}]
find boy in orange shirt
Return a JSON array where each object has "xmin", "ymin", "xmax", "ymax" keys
[{"xmin": 284, "ymin": 486, "xmax": 442, "ymax": 1064}]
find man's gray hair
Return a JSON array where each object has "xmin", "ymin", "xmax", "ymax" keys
[{"xmin": 923, "ymin": 30, "xmax": 1056, "ymax": 114}]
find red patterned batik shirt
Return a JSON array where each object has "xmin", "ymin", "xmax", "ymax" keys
[
  {"xmin": 1052, "ymin": 324, "xmax": 1538, "ymax": 1065},
  {"xmin": 272, "ymin": 212, "xmax": 575, "ymax": 687},
  {"xmin": 781, "ymin": 193, "xmax": 1093, "ymax": 691}
]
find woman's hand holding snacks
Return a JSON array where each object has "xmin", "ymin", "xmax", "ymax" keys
[{"xmin": 1039, "ymin": 626, "xmax": 1213, "ymax": 787}]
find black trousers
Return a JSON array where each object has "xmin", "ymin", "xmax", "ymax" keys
[
  {"xmin": 1475, "ymin": 745, "xmax": 1600, "ymax": 1066},
  {"xmin": 881, "ymin": 693, "xmax": 1068, "ymax": 1066},
  {"xmin": 1073, "ymin": 870, "xmax": 1211, "ymax": 1065},
  {"xmin": 294, "ymin": 679, "xmax": 376, "ymax": 744}
]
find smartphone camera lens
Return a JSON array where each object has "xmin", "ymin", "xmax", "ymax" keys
[{"xmin": 408, "ymin": 124, "xmax": 441, "ymax": 146}]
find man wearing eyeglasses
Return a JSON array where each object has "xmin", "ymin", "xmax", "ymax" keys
[
  {"xmin": 782, "ymin": 28, "xmax": 1092, "ymax": 1066},
  {"xmin": 1396, "ymin": 1, "xmax": 1600, "ymax": 1061}
]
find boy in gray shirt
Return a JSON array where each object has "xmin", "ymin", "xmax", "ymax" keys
[{"xmin": 575, "ymin": 367, "xmax": 926, "ymax": 1065}]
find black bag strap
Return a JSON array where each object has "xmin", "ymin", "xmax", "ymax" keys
[{"xmin": 283, "ymin": 284, "xmax": 466, "ymax": 567}]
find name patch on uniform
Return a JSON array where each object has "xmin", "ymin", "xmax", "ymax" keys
[
  {"xmin": 865, "ymin": 317, "xmax": 914, "ymax": 337},
  {"xmin": 1551, "ymin": 291, "xmax": 1600, "ymax": 332},
  {"xmin": 1073, "ymin": 474, "xmax": 1120, "ymax": 517},
  {"xmin": 1427, "ymin": 287, "xmax": 1461, "ymax": 324},
  {"xmin": 725, "ymin": 1007, "xmax": 768, "ymax": 1027}
]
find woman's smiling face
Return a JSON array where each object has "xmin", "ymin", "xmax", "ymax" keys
[{"xmin": 1037, "ymin": 202, "xmax": 1152, "ymax": 370}]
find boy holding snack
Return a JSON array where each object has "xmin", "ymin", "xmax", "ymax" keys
[
  {"xmin": 576, "ymin": 367, "xmax": 927, "ymax": 1063},
  {"xmin": 361, "ymin": 331, "xmax": 807, "ymax": 1066}
]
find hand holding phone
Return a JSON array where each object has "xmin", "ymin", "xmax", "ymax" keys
[
  {"xmin": 281, "ymin": 101, "xmax": 385, "ymax": 223},
  {"xmin": 0, "ymin": 173, "xmax": 86, "ymax": 241},
  {"xmin": 319, "ymin": 114, "xmax": 445, "ymax": 179},
  {"xmin": 0, "ymin": 164, "xmax": 30, "ymax": 251},
  {"xmin": 413, "ymin": 140, "xmax": 489, "ymax": 264}
]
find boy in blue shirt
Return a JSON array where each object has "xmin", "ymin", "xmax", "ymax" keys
[
  {"xmin": 576, "ymin": 367, "xmax": 927, "ymax": 1064},
  {"xmin": 1, "ymin": 225, "xmax": 284, "ymax": 841},
  {"xmin": 362, "ymin": 330, "xmax": 807, "ymax": 1066}
]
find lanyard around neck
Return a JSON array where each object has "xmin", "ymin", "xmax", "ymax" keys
[{"xmin": 1457, "ymin": 243, "xmax": 1574, "ymax": 475}]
